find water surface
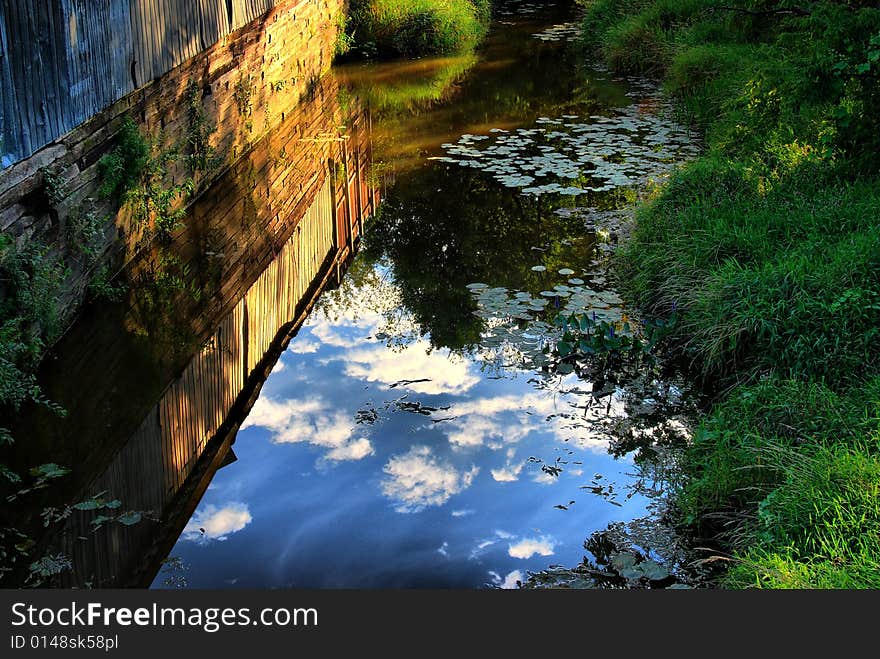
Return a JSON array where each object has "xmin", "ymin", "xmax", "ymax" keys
[{"xmin": 153, "ymin": 3, "xmax": 699, "ymax": 589}]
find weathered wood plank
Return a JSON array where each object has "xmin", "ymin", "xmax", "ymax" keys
[
  {"xmin": 0, "ymin": 1, "xmax": 20, "ymax": 166},
  {"xmin": 0, "ymin": 1, "xmax": 314, "ymax": 166}
]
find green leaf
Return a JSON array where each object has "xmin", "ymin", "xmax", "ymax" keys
[
  {"xmin": 610, "ymin": 552, "xmax": 636, "ymax": 572},
  {"xmin": 0, "ymin": 464, "xmax": 21, "ymax": 484},
  {"xmin": 29, "ymin": 464, "xmax": 70, "ymax": 480},
  {"xmin": 619, "ymin": 566, "xmax": 645, "ymax": 580},
  {"xmin": 90, "ymin": 515, "xmax": 115, "ymax": 528},
  {"xmin": 28, "ymin": 554, "xmax": 72, "ymax": 579},
  {"xmin": 73, "ymin": 499, "xmax": 103, "ymax": 511},
  {"xmin": 639, "ymin": 560, "xmax": 670, "ymax": 581},
  {"xmin": 117, "ymin": 512, "xmax": 142, "ymax": 526}
]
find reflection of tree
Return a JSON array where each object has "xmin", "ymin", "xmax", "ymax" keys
[
  {"xmin": 518, "ymin": 351, "xmax": 695, "ymax": 466},
  {"xmin": 358, "ymin": 162, "xmax": 594, "ymax": 349},
  {"xmin": 316, "ymin": 257, "xmax": 422, "ymax": 350}
]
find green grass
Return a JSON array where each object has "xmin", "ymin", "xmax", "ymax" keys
[
  {"xmin": 679, "ymin": 377, "xmax": 880, "ymax": 518},
  {"xmin": 724, "ymin": 437, "xmax": 880, "ymax": 589},
  {"xmin": 347, "ymin": 0, "xmax": 491, "ymax": 58},
  {"xmin": 580, "ymin": 0, "xmax": 880, "ymax": 587},
  {"xmin": 619, "ymin": 167, "xmax": 880, "ymax": 384}
]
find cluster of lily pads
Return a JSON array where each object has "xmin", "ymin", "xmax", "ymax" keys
[
  {"xmin": 465, "ymin": 264, "xmax": 637, "ymax": 371},
  {"xmin": 469, "ymin": 266, "xmax": 623, "ymax": 319},
  {"xmin": 532, "ymin": 22, "xmax": 582, "ymax": 42},
  {"xmin": 437, "ymin": 105, "xmax": 700, "ymax": 198},
  {"xmin": 497, "ymin": 1, "xmax": 545, "ymax": 17}
]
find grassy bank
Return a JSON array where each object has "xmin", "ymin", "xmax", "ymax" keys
[
  {"xmin": 580, "ymin": 0, "xmax": 880, "ymax": 587},
  {"xmin": 344, "ymin": 0, "xmax": 491, "ymax": 58}
]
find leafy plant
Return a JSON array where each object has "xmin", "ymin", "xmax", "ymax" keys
[
  {"xmin": 86, "ymin": 265, "xmax": 127, "ymax": 303},
  {"xmin": 233, "ymin": 75, "xmax": 255, "ymax": 117},
  {"xmin": 39, "ymin": 167, "xmax": 69, "ymax": 208},
  {"xmin": 64, "ymin": 205, "xmax": 105, "ymax": 264},
  {"xmin": 97, "ymin": 117, "xmax": 149, "ymax": 201},
  {"xmin": 549, "ymin": 309, "xmax": 677, "ymax": 363},
  {"xmin": 334, "ymin": 13, "xmax": 356, "ymax": 58},
  {"xmin": 347, "ymin": 0, "xmax": 490, "ymax": 59},
  {"xmin": 184, "ymin": 81, "xmax": 220, "ymax": 176}
]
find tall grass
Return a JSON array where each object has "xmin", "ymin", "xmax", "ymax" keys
[
  {"xmin": 347, "ymin": 0, "xmax": 491, "ymax": 58},
  {"xmin": 724, "ymin": 438, "xmax": 880, "ymax": 589},
  {"xmin": 579, "ymin": 0, "xmax": 880, "ymax": 587}
]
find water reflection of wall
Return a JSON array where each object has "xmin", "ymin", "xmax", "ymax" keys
[
  {"xmin": 0, "ymin": 0, "xmax": 346, "ymax": 324},
  {"xmin": 50, "ymin": 81, "xmax": 379, "ymax": 588}
]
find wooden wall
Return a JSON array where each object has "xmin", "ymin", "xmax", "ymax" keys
[
  {"xmin": 0, "ymin": 0, "xmax": 317, "ymax": 166},
  {"xmin": 0, "ymin": 0, "xmax": 346, "ymax": 329}
]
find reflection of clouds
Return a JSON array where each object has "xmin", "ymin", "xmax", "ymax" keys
[
  {"xmin": 243, "ymin": 396, "xmax": 374, "ymax": 463},
  {"xmin": 303, "ymin": 268, "xmax": 480, "ymax": 396},
  {"xmin": 344, "ymin": 340, "xmax": 480, "ymax": 395},
  {"xmin": 437, "ymin": 541, "xmax": 449, "ymax": 557},
  {"xmin": 326, "ymin": 437, "xmax": 375, "ymax": 462},
  {"xmin": 441, "ymin": 390, "xmax": 621, "ymax": 453},
  {"xmin": 444, "ymin": 394, "xmax": 542, "ymax": 450},
  {"xmin": 451, "ymin": 509, "xmax": 475, "ymax": 517},
  {"xmin": 469, "ymin": 530, "xmax": 515, "ymax": 559},
  {"xmin": 288, "ymin": 339, "xmax": 320, "ymax": 354},
  {"xmin": 310, "ymin": 318, "xmax": 368, "ymax": 349},
  {"xmin": 183, "ymin": 503, "xmax": 252, "ymax": 543},
  {"xmin": 532, "ymin": 471, "xmax": 560, "ymax": 485},
  {"xmin": 381, "ymin": 446, "xmax": 479, "ymax": 513},
  {"xmin": 490, "ymin": 570, "xmax": 524, "ymax": 589},
  {"xmin": 308, "ymin": 282, "xmax": 481, "ymax": 396},
  {"xmin": 491, "ymin": 462, "xmax": 523, "ymax": 482},
  {"xmin": 508, "ymin": 536, "xmax": 555, "ymax": 559}
]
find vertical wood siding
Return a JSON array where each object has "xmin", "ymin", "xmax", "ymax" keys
[{"xmin": 0, "ymin": 0, "xmax": 289, "ymax": 166}]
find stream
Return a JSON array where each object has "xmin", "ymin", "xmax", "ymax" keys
[
  {"xmin": 7, "ymin": 0, "xmax": 706, "ymax": 589},
  {"xmin": 154, "ymin": 2, "xmax": 701, "ymax": 588}
]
